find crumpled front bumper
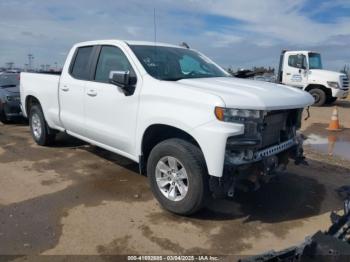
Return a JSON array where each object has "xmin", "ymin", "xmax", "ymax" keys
[
  {"xmin": 224, "ymin": 132, "xmax": 306, "ymax": 178},
  {"xmin": 225, "ymin": 138, "xmax": 297, "ymax": 165}
]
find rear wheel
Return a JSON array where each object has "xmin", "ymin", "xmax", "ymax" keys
[
  {"xmin": 147, "ymin": 138, "xmax": 209, "ymax": 215},
  {"xmin": 309, "ymin": 88, "xmax": 326, "ymax": 106},
  {"xmin": 29, "ymin": 105, "xmax": 55, "ymax": 146}
]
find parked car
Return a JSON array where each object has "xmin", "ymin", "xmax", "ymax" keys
[
  {"xmin": 0, "ymin": 73, "xmax": 22, "ymax": 123},
  {"xmin": 20, "ymin": 40, "xmax": 314, "ymax": 215}
]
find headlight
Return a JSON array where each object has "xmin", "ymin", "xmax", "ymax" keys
[
  {"xmin": 327, "ymin": 81, "xmax": 339, "ymax": 89},
  {"xmin": 215, "ymin": 107, "xmax": 263, "ymax": 122}
]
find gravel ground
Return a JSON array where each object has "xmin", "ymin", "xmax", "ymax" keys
[{"xmin": 0, "ymin": 99, "xmax": 349, "ymax": 260}]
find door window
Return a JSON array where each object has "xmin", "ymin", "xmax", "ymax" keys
[
  {"xmin": 70, "ymin": 46, "xmax": 94, "ymax": 80},
  {"xmin": 288, "ymin": 54, "xmax": 306, "ymax": 69},
  {"xmin": 95, "ymin": 46, "xmax": 133, "ymax": 83}
]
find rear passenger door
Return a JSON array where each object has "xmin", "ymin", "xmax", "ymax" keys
[
  {"xmin": 59, "ymin": 46, "xmax": 95, "ymax": 136},
  {"xmin": 84, "ymin": 45, "xmax": 140, "ymax": 156}
]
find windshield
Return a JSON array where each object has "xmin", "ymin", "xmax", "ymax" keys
[
  {"xmin": 129, "ymin": 45, "xmax": 228, "ymax": 81},
  {"xmin": 308, "ymin": 53, "xmax": 323, "ymax": 69},
  {"xmin": 0, "ymin": 74, "xmax": 19, "ymax": 88}
]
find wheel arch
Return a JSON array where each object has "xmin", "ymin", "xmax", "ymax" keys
[
  {"xmin": 25, "ymin": 95, "xmax": 41, "ymax": 116},
  {"xmin": 305, "ymin": 84, "xmax": 332, "ymax": 97},
  {"xmin": 25, "ymin": 95, "xmax": 56, "ymax": 135},
  {"xmin": 139, "ymin": 124, "xmax": 205, "ymax": 175}
]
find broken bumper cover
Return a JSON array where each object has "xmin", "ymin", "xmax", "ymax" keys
[{"xmin": 225, "ymin": 137, "xmax": 298, "ymax": 166}]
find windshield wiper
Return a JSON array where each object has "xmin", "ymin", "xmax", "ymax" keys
[{"xmin": 161, "ymin": 77, "xmax": 183, "ymax": 81}]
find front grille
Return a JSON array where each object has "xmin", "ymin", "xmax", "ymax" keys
[
  {"xmin": 341, "ymin": 75, "xmax": 349, "ymax": 90},
  {"xmin": 261, "ymin": 112, "xmax": 288, "ymax": 148}
]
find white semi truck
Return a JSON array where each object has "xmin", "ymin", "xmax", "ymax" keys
[{"xmin": 277, "ymin": 50, "xmax": 349, "ymax": 106}]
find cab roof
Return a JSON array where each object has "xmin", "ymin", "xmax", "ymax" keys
[{"xmin": 74, "ymin": 39, "xmax": 186, "ymax": 49}]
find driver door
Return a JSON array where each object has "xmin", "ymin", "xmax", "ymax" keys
[
  {"xmin": 84, "ymin": 45, "xmax": 140, "ymax": 156},
  {"xmin": 283, "ymin": 54, "xmax": 308, "ymax": 88}
]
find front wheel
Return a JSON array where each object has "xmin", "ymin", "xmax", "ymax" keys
[
  {"xmin": 309, "ymin": 88, "xmax": 326, "ymax": 106},
  {"xmin": 147, "ymin": 138, "xmax": 209, "ymax": 215},
  {"xmin": 29, "ymin": 105, "xmax": 55, "ymax": 146}
]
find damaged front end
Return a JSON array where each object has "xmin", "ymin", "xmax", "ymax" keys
[{"xmin": 210, "ymin": 108, "xmax": 308, "ymax": 198}]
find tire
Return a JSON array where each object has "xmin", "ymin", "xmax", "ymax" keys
[
  {"xmin": 29, "ymin": 104, "xmax": 55, "ymax": 146},
  {"xmin": 0, "ymin": 110, "xmax": 10, "ymax": 124},
  {"xmin": 326, "ymin": 96, "xmax": 337, "ymax": 104},
  {"xmin": 147, "ymin": 138, "xmax": 209, "ymax": 215},
  {"xmin": 309, "ymin": 88, "xmax": 326, "ymax": 106}
]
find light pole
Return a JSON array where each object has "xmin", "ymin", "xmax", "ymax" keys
[{"xmin": 28, "ymin": 54, "xmax": 34, "ymax": 71}]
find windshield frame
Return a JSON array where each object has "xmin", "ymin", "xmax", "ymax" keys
[{"xmin": 129, "ymin": 45, "xmax": 229, "ymax": 81}]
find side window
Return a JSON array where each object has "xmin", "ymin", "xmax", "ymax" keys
[
  {"xmin": 95, "ymin": 46, "xmax": 133, "ymax": 83},
  {"xmin": 71, "ymin": 46, "xmax": 93, "ymax": 80},
  {"xmin": 288, "ymin": 54, "xmax": 306, "ymax": 68},
  {"xmin": 288, "ymin": 55, "xmax": 298, "ymax": 67}
]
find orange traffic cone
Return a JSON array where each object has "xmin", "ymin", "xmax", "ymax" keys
[{"xmin": 326, "ymin": 106, "xmax": 342, "ymax": 131}]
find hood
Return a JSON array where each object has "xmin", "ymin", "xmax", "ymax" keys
[
  {"xmin": 177, "ymin": 77, "xmax": 314, "ymax": 110},
  {"xmin": 309, "ymin": 69, "xmax": 344, "ymax": 81}
]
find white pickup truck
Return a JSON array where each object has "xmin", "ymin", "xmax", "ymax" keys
[{"xmin": 20, "ymin": 40, "xmax": 314, "ymax": 215}]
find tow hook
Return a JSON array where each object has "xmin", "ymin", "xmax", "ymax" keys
[
  {"xmin": 304, "ymin": 106, "xmax": 311, "ymax": 121},
  {"xmin": 294, "ymin": 132, "xmax": 309, "ymax": 166},
  {"xmin": 227, "ymin": 181, "xmax": 235, "ymax": 197},
  {"xmin": 209, "ymin": 175, "xmax": 236, "ymax": 199}
]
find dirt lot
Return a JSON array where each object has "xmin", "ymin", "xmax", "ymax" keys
[{"xmin": 0, "ymin": 100, "xmax": 350, "ymax": 260}]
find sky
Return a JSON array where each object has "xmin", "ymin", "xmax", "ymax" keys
[{"xmin": 0, "ymin": 0, "xmax": 349, "ymax": 71}]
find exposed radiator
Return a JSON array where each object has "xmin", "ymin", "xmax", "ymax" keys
[{"xmin": 261, "ymin": 112, "xmax": 288, "ymax": 148}]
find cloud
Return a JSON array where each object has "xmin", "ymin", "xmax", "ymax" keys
[
  {"xmin": 0, "ymin": 0, "xmax": 349, "ymax": 71},
  {"xmin": 204, "ymin": 32, "xmax": 243, "ymax": 47}
]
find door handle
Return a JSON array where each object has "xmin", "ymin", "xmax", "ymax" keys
[
  {"xmin": 87, "ymin": 89, "xmax": 97, "ymax": 97},
  {"xmin": 286, "ymin": 73, "xmax": 291, "ymax": 76},
  {"xmin": 61, "ymin": 86, "xmax": 69, "ymax": 92}
]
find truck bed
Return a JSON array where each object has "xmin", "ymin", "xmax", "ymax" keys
[{"xmin": 20, "ymin": 72, "xmax": 62, "ymax": 130}]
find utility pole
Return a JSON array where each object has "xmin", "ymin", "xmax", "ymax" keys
[{"xmin": 28, "ymin": 54, "xmax": 34, "ymax": 71}]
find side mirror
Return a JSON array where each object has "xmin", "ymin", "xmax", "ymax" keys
[{"xmin": 109, "ymin": 71, "xmax": 136, "ymax": 96}]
